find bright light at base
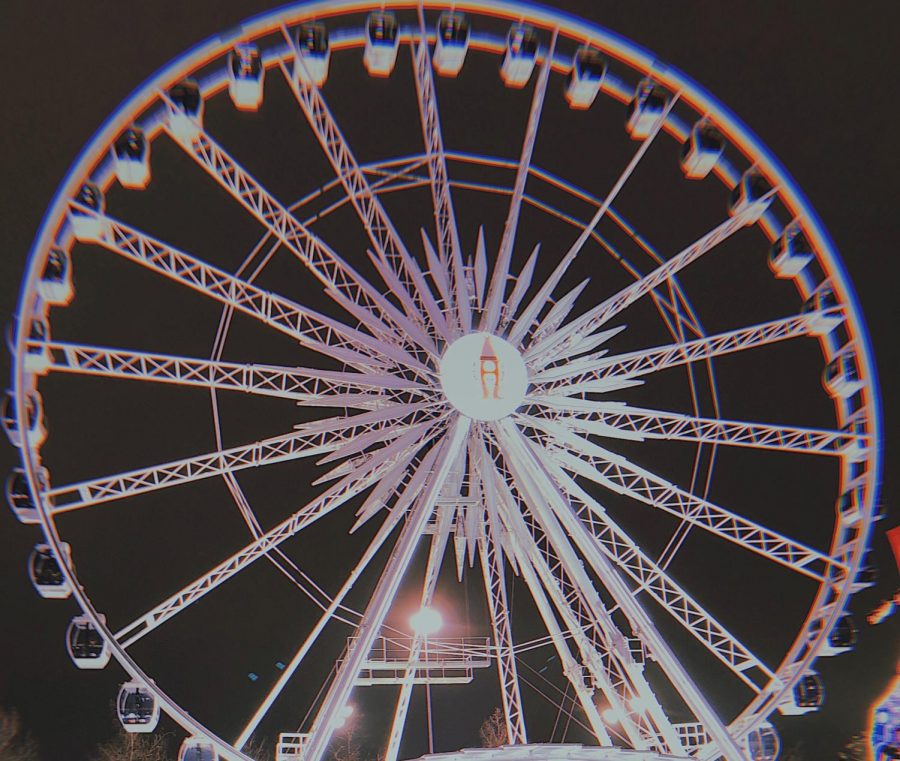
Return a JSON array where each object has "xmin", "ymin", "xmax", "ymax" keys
[
  {"xmin": 601, "ymin": 708, "xmax": 620, "ymax": 724},
  {"xmin": 409, "ymin": 606, "xmax": 443, "ymax": 636}
]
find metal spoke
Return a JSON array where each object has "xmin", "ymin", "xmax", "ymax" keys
[
  {"xmin": 300, "ymin": 417, "xmax": 470, "ymax": 761},
  {"xmin": 505, "ymin": 94, "xmax": 680, "ymax": 345},
  {"xmin": 481, "ymin": 30, "xmax": 558, "ymax": 334},
  {"xmin": 524, "ymin": 404, "xmax": 860, "ymax": 456},
  {"xmin": 114, "ymin": 425, "xmax": 441, "ymax": 649},
  {"xmin": 524, "ymin": 200, "xmax": 776, "ymax": 367},
  {"xmin": 411, "ymin": 4, "xmax": 469, "ymax": 332},
  {"xmin": 37, "ymin": 339, "xmax": 429, "ymax": 406},
  {"xmin": 523, "ymin": 417, "xmax": 846, "ymax": 582},
  {"xmin": 532, "ymin": 312, "xmax": 825, "ymax": 391},
  {"xmin": 47, "ymin": 403, "xmax": 441, "ymax": 513}
]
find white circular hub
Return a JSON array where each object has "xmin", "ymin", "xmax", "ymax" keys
[{"xmin": 439, "ymin": 333, "xmax": 528, "ymax": 421}]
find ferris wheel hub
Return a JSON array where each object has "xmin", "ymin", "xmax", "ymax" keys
[{"xmin": 439, "ymin": 332, "xmax": 528, "ymax": 421}]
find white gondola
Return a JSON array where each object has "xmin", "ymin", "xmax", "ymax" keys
[
  {"xmin": 294, "ymin": 23, "xmax": 330, "ymax": 87},
  {"xmin": 500, "ymin": 25, "xmax": 538, "ymax": 88},
  {"xmin": 229, "ymin": 43, "xmax": 265, "ymax": 110},
  {"xmin": 626, "ymin": 78, "xmax": 668, "ymax": 139},
  {"xmin": 777, "ymin": 672, "xmax": 824, "ymax": 715},
  {"xmin": 37, "ymin": 247, "xmax": 74, "ymax": 306},
  {"xmin": 836, "ymin": 487, "xmax": 862, "ymax": 526},
  {"xmin": 364, "ymin": 12, "xmax": 399, "ymax": 77},
  {"xmin": 67, "ymin": 615, "xmax": 111, "ymax": 669},
  {"xmin": 434, "ymin": 12, "xmax": 470, "ymax": 77},
  {"xmin": 6, "ymin": 468, "xmax": 50, "ymax": 523},
  {"xmin": 112, "ymin": 126, "xmax": 150, "ymax": 189},
  {"xmin": 727, "ymin": 167, "xmax": 773, "ymax": 224},
  {"xmin": 802, "ymin": 283, "xmax": 843, "ymax": 336},
  {"xmin": 768, "ymin": 220, "xmax": 813, "ymax": 278},
  {"xmin": 167, "ymin": 80, "xmax": 204, "ymax": 142},
  {"xmin": 178, "ymin": 737, "xmax": 217, "ymax": 761},
  {"xmin": 743, "ymin": 721, "xmax": 779, "ymax": 761},
  {"xmin": 117, "ymin": 681, "xmax": 161, "ymax": 733},
  {"xmin": 23, "ymin": 317, "xmax": 51, "ymax": 375},
  {"xmin": 1, "ymin": 391, "xmax": 46, "ymax": 449},
  {"xmin": 564, "ymin": 46, "xmax": 606, "ymax": 109},
  {"xmin": 28, "ymin": 543, "xmax": 72, "ymax": 599},
  {"xmin": 68, "ymin": 182, "xmax": 107, "ymax": 243},
  {"xmin": 679, "ymin": 120, "xmax": 724, "ymax": 179},
  {"xmin": 823, "ymin": 349, "xmax": 863, "ymax": 399}
]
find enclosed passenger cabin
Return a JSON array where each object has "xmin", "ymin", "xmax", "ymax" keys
[
  {"xmin": 6, "ymin": 468, "xmax": 42, "ymax": 524},
  {"xmin": 112, "ymin": 127, "xmax": 150, "ymax": 189},
  {"xmin": 728, "ymin": 168, "xmax": 773, "ymax": 224},
  {"xmin": 38, "ymin": 247, "xmax": 74, "ymax": 306},
  {"xmin": 836, "ymin": 487, "xmax": 861, "ymax": 527},
  {"xmin": 1, "ymin": 391, "xmax": 46, "ymax": 450},
  {"xmin": 67, "ymin": 615, "xmax": 111, "ymax": 669},
  {"xmin": 768, "ymin": 221, "xmax": 813, "ymax": 278},
  {"xmin": 778, "ymin": 672, "xmax": 824, "ymax": 715},
  {"xmin": 167, "ymin": 80, "xmax": 204, "ymax": 142},
  {"xmin": 744, "ymin": 722, "xmax": 779, "ymax": 761},
  {"xmin": 434, "ymin": 13, "xmax": 470, "ymax": 77},
  {"xmin": 823, "ymin": 349, "xmax": 863, "ymax": 399},
  {"xmin": 680, "ymin": 121, "xmax": 724, "ymax": 179},
  {"xmin": 626, "ymin": 79, "xmax": 668, "ymax": 139},
  {"xmin": 500, "ymin": 25, "xmax": 539, "ymax": 88},
  {"xmin": 69, "ymin": 182, "xmax": 107, "ymax": 243},
  {"xmin": 227, "ymin": 43, "xmax": 264, "ymax": 111},
  {"xmin": 364, "ymin": 12, "xmax": 399, "ymax": 77},
  {"xmin": 853, "ymin": 552, "xmax": 878, "ymax": 591},
  {"xmin": 565, "ymin": 47, "xmax": 606, "ymax": 109},
  {"xmin": 178, "ymin": 738, "xmax": 217, "ymax": 761},
  {"xmin": 839, "ymin": 418, "xmax": 867, "ymax": 462},
  {"xmin": 827, "ymin": 614, "xmax": 857, "ymax": 652},
  {"xmin": 802, "ymin": 284, "xmax": 843, "ymax": 336},
  {"xmin": 117, "ymin": 681, "xmax": 160, "ymax": 733},
  {"xmin": 28, "ymin": 543, "xmax": 72, "ymax": 599},
  {"xmin": 294, "ymin": 24, "xmax": 330, "ymax": 86},
  {"xmin": 23, "ymin": 317, "xmax": 51, "ymax": 376}
]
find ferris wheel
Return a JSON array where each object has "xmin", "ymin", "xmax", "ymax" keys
[{"xmin": 4, "ymin": 2, "xmax": 882, "ymax": 761}]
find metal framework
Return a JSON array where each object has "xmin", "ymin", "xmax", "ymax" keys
[{"xmin": 6, "ymin": 4, "xmax": 879, "ymax": 761}]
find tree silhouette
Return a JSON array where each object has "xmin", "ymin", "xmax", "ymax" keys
[
  {"xmin": 478, "ymin": 708, "xmax": 508, "ymax": 748},
  {"xmin": 0, "ymin": 707, "xmax": 40, "ymax": 761}
]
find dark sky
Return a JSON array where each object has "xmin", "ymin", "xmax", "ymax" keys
[{"xmin": 1, "ymin": 2, "xmax": 899, "ymax": 761}]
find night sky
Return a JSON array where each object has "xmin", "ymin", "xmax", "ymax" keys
[{"xmin": 1, "ymin": 2, "xmax": 898, "ymax": 761}]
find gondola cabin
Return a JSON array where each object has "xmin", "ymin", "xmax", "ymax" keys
[
  {"xmin": 178, "ymin": 737, "xmax": 217, "ymax": 761},
  {"xmin": 28, "ymin": 543, "xmax": 72, "ymax": 599},
  {"xmin": 777, "ymin": 672, "xmax": 824, "ymax": 715},
  {"xmin": 802, "ymin": 284, "xmax": 843, "ymax": 336},
  {"xmin": 117, "ymin": 681, "xmax": 160, "ymax": 733},
  {"xmin": 364, "ymin": 12, "xmax": 399, "ymax": 77},
  {"xmin": 112, "ymin": 127, "xmax": 150, "ymax": 189},
  {"xmin": 228, "ymin": 44, "xmax": 265, "ymax": 110},
  {"xmin": 626, "ymin": 79, "xmax": 668, "ymax": 139},
  {"xmin": 294, "ymin": 24, "xmax": 330, "ymax": 86},
  {"xmin": 6, "ymin": 468, "xmax": 42, "ymax": 524},
  {"xmin": 680, "ymin": 121, "xmax": 724, "ymax": 179},
  {"xmin": 67, "ymin": 615, "xmax": 111, "ymax": 669},
  {"xmin": 38, "ymin": 247, "xmax": 74, "ymax": 306},
  {"xmin": 728, "ymin": 168, "xmax": 773, "ymax": 224},
  {"xmin": 744, "ymin": 721, "xmax": 779, "ymax": 761},
  {"xmin": 1, "ymin": 391, "xmax": 46, "ymax": 450},
  {"xmin": 167, "ymin": 80, "xmax": 204, "ymax": 142},
  {"xmin": 768, "ymin": 221, "xmax": 813, "ymax": 278},
  {"xmin": 500, "ymin": 25, "xmax": 538, "ymax": 87},
  {"xmin": 68, "ymin": 182, "xmax": 107, "ymax": 243},
  {"xmin": 836, "ymin": 487, "xmax": 862, "ymax": 527},
  {"xmin": 23, "ymin": 317, "xmax": 51, "ymax": 375},
  {"xmin": 823, "ymin": 349, "xmax": 863, "ymax": 399},
  {"xmin": 852, "ymin": 552, "xmax": 878, "ymax": 591},
  {"xmin": 823, "ymin": 613, "xmax": 857, "ymax": 655},
  {"xmin": 564, "ymin": 47, "xmax": 606, "ymax": 109},
  {"xmin": 434, "ymin": 13, "xmax": 470, "ymax": 77}
]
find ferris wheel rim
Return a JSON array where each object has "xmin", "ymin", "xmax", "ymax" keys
[{"xmin": 9, "ymin": 1, "xmax": 880, "ymax": 759}]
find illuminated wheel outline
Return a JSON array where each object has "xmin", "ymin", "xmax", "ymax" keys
[{"xmin": 8, "ymin": 2, "xmax": 881, "ymax": 761}]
